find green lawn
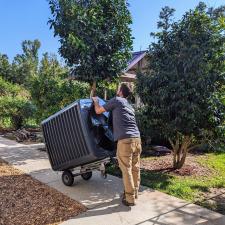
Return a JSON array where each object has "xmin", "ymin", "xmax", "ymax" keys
[
  {"xmin": 107, "ymin": 152, "xmax": 225, "ymax": 213},
  {"xmin": 143, "ymin": 153, "xmax": 225, "ymax": 201}
]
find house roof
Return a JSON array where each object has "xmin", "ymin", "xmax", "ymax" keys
[
  {"xmin": 69, "ymin": 50, "xmax": 147, "ymax": 80},
  {"xmin": 125, "ymin": 50, "xmax": 147, "ymax": 72},
  {"xmin": 120, "ymin": 72, "xmax": 136, "ymax": 80}
]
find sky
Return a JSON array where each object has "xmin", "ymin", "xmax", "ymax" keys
[{"xmin": 0, "ymin": 0, "xmax": 224, "ymax": 61}]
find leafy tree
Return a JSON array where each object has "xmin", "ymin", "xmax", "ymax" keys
[
  {"xmin": 11, "ymin": 39, "xmax": 41, "ymax": 86},
  {"xmin": 30, "ymin": 53, "xmax": 89, "ymax": 122},
  {"xmin": 136, "ymin": 3, "xmax": 225, "ymax": 169},
  {"xmin": 0, "ymin": 54, "xmax": 11, "ymax": 81},
  {"xmin": 96, "ymin": 79, "xmax": 119, "ymax": 100},
  {"xmin": 48, "ymin": 0, "xmax": 132, "ymax": 95}
]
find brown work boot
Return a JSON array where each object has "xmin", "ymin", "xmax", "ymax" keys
[
  {"xmin": 121, "ymin": 191, "xmax": 137, "ymax": 200},
  {"xmin": 122, "ymin": 198, "xmax": 136, "ymax": 207}
]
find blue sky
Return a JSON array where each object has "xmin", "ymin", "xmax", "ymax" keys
[{"xmin": 0, "ymin": 0, "xmax": 224, "ymax": 61}]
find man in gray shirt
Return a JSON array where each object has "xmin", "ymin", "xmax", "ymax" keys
[{"xmin": 92, "ymin": 83, "xmax": 142, "ymax": 206}]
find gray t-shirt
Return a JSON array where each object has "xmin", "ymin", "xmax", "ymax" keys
[{"xmin": 103, "ymin": 97, "xmax": 140, "ymax": 141}]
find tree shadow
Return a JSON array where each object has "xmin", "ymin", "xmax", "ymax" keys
[
  {"xmin": 190, "ymin": 184, "xmax": 210, "ymax": 193},
  {"xmin": 106, "ymin": 164, "xmax": 173, "ymax": 191},
  {"xmin": 140, "ymin": 168, "xmax": 173, "ymax": 190}
]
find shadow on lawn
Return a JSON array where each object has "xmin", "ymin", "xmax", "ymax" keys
[
  {"xmin": 141, "ymin": 168, "xmax": 173, "ymax": 190},
  {"xmin": 106, "ymin": 164, "xmax": 173, "ymax": 191},
  {"xmin": 190, "ymin": 184, "xmax": 210, "ymax": 193}
]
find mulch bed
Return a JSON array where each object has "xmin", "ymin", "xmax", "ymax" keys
[
  {"xmin": 141, "ymin": 154, "xmax": 212, "ymax": 177},
  {"xmin": 0, "ymin": 159, "xmax": 86, "ymax": 225}
]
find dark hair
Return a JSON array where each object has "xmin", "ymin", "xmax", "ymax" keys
[{"xmin": 120, "ymin": 83, "xmax": 132, "ymax": 98}]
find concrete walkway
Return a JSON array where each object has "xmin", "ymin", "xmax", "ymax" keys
[{"xmin": 0, "ymin": 136, "xmax": 224, "ymax": 225}]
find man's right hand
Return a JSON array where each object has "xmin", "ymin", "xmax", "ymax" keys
[
  {"xmin": 92, "ymin": 97, "xmax": 106, "ymax": 114},
  {"xmin": 92, "ymin": 97, "xmax": 99, "ymax": 104}
]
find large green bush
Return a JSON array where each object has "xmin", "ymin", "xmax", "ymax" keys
[
  {"xmin": 31, "ymin": 78, "xmax": 89, "ymax": 122},
  {"xmin": 0, "ymin": 77, "xmax": 36, "ymax": 129},
  {"xmin": 0, "ymin": 96, "xmax": 36, "ymax": 129},
  {"xmin": 0, "ymin": 77, "xmax": 23, "ymax": 96},
  {"xmin": 30, "ymin": 53, "xmax": 89, "ymax": 122},
  {"xmin": 136, "ymin": 107, "xmax": 167, "ymax": 147}
]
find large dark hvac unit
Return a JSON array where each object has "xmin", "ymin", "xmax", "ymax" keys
[{"xmin": 41, "ymin": 99, "xmax": 116, "ymax": 186}]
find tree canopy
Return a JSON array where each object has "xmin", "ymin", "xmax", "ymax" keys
[
  {"xmin": 0, "ymin": 39, "xmax": 90, "ymax": 126},
  {"xmin": 48, "ymin": 0, "xmax": 133, "ymax": 83},
  {"xmin": 0, "ymin": 40, "xmax": 41, "ymax": 87},
  {"xmin": 136, "ymin": 2, "xmax": 225, "ymax": 168}
]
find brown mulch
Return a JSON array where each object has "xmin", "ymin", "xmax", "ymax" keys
[
  {"xmin": 141, "ymin": 154, "xmax": 212, "ymax": 177},
  {"xmin": 0, "ymin": 159, "xmax": 86, "ymax": 225}
]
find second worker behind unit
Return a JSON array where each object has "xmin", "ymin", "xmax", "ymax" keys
[{"xmin": 92, "ymin": 83, "xmax": 142, "ymax": 207}]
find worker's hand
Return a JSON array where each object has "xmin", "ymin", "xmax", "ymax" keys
[{"xmin": 92, "ymin": 97, "xmax": 99, "ymax": 103}]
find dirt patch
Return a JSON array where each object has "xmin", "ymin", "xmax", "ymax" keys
[
  {"xmin": 0, "ymin": 159, "xmax": 86, "ymax": 225},
  {"xmin": 0, "ymin": 127, "xmax": 14, "ymax": 134},
  {"xmin": 0, "ymin": 127, "xmax": 41, "ymax": 134},
  {"xmin": 0, "ymin": 128, "xmax": 43, "ymax": 144},
  {"xmin": 141, "ymin": 154, "xmax": 212, "ymax": 177}
]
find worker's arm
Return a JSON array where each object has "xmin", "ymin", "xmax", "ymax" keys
[{"xmin": 92, "ymin": 97, "xmax": 106, "ymax": 114}]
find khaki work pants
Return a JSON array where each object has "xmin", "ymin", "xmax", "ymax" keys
[{"xmin": 117, "ymin": 137, "xmax": 142, "ymax": 204}]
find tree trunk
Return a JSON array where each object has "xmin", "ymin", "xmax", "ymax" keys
[
  {"xmin": 104, "ymin": 88, "xmax": 107, "ymax": 100},
  {"xmin": 12, "ymin": 116, "xmax": 23, "ymax": 130},
  {"xmin": 169, "ymin": 135, "xmax": 192, "ymax": 169},
  {"xmin": 90, "ymin": 81, "xmax": 96, "ymax": 98}
]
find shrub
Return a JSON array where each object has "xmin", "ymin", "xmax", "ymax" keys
[
  {"xmin": 0, "ymin": 77, "xmax": 36, "ymax": 129},
  {"xmin": 0, "ymin": 77, "xmax": 22, "ymax": 97},
  {"xmin": 136, "ymin": 3, "xmax": 225, "ymax": 168},
  {"xmin": 30, "ymin": 76, "xmax": 89, "ymax": 122},
  {"xmin": 0, "ymin": 96, "xmax": 36, "ymax": 129}
]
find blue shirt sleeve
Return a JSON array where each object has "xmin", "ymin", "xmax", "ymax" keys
[{"xmin": 103, "ymin": 97, "xmax": 117, "ymax": 112}]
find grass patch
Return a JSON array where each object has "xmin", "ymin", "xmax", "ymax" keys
[
  {"xmin": 198, "ymin": 153, "xmax": 225, "ymax": 175},
  {"xmin": 107, "ymin": 153, "xmax": 225, "ymax": 212}
]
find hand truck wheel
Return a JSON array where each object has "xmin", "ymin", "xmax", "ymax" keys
[{"xmin": 62, "ymin": 170, "xmax": 74, "ymax": 186}]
